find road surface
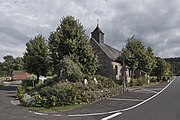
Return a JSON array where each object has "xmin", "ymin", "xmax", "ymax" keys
[
  {"xmin": 103, "ymin": 77, "xmax": 180, "ymax": 120},
  {"xmin": 0, "ymin": 78, "xmax": 177, "ymax": 120}
]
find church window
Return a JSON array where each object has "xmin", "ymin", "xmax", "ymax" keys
[{"xmin": 115, "ymin": 65, "xmax": 118, "ymax": 75}]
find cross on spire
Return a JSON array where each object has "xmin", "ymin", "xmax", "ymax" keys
[{"xmin": 97, "ymin": 19, "xmax": 99, "ymax": 26}]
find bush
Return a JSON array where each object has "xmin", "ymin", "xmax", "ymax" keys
[
  {"xmin": 18, "ymin": 75, "xmax": 122, "ymax": 107},
  {"xmin": 56, "ymin": 56, "xmax": 84, "ymax": 82},
  {"xmin": 128, "ymin": 77, "xmax": 148, "ymax": 86},
  {"xmin": 17, "ymin": 86, "xmax": 25, "ymax": 103},
  {"xmin": 21, "ymin": 80, "xmax": 38, "ymax": 87},
  {"xmin": 150, "ymin": 76, "xmax": 157, "ymax": 82},
  {"xmin": 95, "ymin": 75, "xmax": 116, "ymax": 89}
]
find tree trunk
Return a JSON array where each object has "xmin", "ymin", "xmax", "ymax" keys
[{"xmin": 37, "ymin": 73, "xmax": 40, "ymax": 84}]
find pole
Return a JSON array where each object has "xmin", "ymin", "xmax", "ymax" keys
[{"xmin": 122, "ymin": 55, "xmax": 126, "ymax": 93}]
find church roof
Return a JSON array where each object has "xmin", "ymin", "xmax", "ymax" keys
[
  {"xmin": 100, "ymin": 44, "xmax": 122, "ymax": 61},
  {"xmin": 91, "ymin": 37, "xmax": 122, "ymax": 61},
  {"xmin": 92, "ymin": 25, "xmax": 104, "ymax": 35}
]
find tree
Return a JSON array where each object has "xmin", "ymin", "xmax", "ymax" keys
[
  {"xmin": 165, "ymin": 57, "xmax": 180, "ymax": 75},
  {"xmin": 56, "ymin": 56, "xmax": 84, "ymax": 82},
  {"xmin": 1, "ymin": 55, "xmax": 14, "ymax": 76},
  {"xmin": 140, "ymin": 46, "xmax": 156, "ymax": 76},
  {"xmin": 48, "ymin": 16, "xmax": 98, "ymax": 76},
  {"xmin": 152, "ymin": 57, "xmax": 172, "ymax": 80},
  {"xmin": 122, "ymin": 36, "xmax": 146, "ymax": 78},
  {"xmin": 24, "ymin": 34, "xmax": 50, "ymax": 80},
  {"xmin": 0, "ymin": 55, "xmax": 24, "ymax": 76},
  {"xmin": 13, "ymin": 57, "xmax": 24, "ymax": 70},
  {"xmin": 121, "ymin": 36, "xmax": 156, "ymax": 78}
]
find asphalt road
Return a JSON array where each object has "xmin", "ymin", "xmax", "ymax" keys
[
  {"xmin": 109, "ymin": 76, "xmax": 180, "ymax": 120},
  {"xmin": 0, "ymin": 78, "xmax": 176, "ymax": 120}
]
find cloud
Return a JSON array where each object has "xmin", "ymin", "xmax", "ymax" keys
[{"xmin": 1, "ymin": 0, "xmax": 180, "ymax": 61}]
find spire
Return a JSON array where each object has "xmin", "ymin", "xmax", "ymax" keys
[
  {"xmin": 91, "ymin": 20, "xmax": 105, "ymax": 44},
  {"xmin": 97, "ymin": 19, "xmax": 99, "ymax": 27}
]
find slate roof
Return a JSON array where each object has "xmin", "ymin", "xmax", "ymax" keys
[
  {"xmin": 91, "ymin": 37, "xmax": 122, "ymax": 61},
  {"xmin": 100, "ymin": 44, "xmax": 122, "ymax": 61},
  {"xmin": 92, "ymin": 25, "xmax": 104, "ymax": 35}
]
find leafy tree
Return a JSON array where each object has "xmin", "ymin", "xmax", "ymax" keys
[
  {"xmin": 1, "ymin": 55, "xmax": 14, "ymax": 76},
  {"xmin": 122, "ymin": 36, "xmax": 146, "ymax": 78},
  {"xmin": 141, "ymin": 46, "xmax": 156, "ymax": 76},
  {"xmin": 152, "ymin": 57, "xmax": 172, "ymax": 80},
  {"xmin": 121, "ymin": 36, "xmax": 156, "ymax": 78},
  {"xmin": 24, "ymin": 34, "xmax": 50, "ymax": 80},
  {"xmin": 48, "ymin": 16, "xmax": 98, "ymax": 76},
  {"xmin": 3, "ymin": 55, "xmax": 13, "ymax": 61},
  {"xmin": 13, "ymin": 57, "xmax": 24, "ymax": 70},
  {"xmin": 56, "ymin": 56, "xmax": 84, "ymax": 82},
  {"xmin": 0, "ymin": 55, "xmax": 24, "ymax": 76},
  {"xmin": 165, "ymin": 57, "xmax": 180, "ymax": 75}
]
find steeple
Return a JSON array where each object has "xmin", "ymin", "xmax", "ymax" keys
[{"xmin": 91, "ymin": 21, "xmax": 104, "ymax": 44}]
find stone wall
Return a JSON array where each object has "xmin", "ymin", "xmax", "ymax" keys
[{"xmin": 90, "ymin": 38, "xmax": 117, "ymax": 79}]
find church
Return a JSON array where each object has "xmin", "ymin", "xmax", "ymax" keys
[{"xmin": 90, "ymin": 24, "xmax": 130, "ymax": 82}]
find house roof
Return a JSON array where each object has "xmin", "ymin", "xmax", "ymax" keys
[
  {"xmin": 91, "ymin": 37, "xmax": 122, "ymax": 61},
  {"xmin": 12, "ymin": 70, "xmax": 29, "ymax": 80}
]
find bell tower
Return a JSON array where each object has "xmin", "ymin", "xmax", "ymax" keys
[{"xmin": 91, "ymin": 21, "xmax": 104, "ymax": 44}]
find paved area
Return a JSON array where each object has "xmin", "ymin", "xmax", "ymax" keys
[
  {"xmin": 111, "ymin": 77, "xmax": 179, "ymax": 120},
  {"xmin": 0, "ymin": 80, "xmax": 171, "ymax": 120}
]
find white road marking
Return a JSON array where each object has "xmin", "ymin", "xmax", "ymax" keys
[
  {"xmin": 101, "ymin": 112, "xmax": 122, "ymax": 120},
  {"xmin": 120, "ymin": 77, "xmax": 175, "ymax": 112},
  {"xmin": 67, "ymin": 77, "xmax": 176, "ymax": 117},
  {"xmin": 133, "ymin": 91, "xmax": 154, "ymax": 94},
  {"xmin": 53, "ymin": 114, "xmax": 61, "ymax": 116},
  {"xmin": 140, "ymin": 88, "xmax": 158, "ymax": 93},
  {"xmin": 107, "ymin": 98, "xmax": 144, "ymax": 102},
  {"xmin": 68, "ymin": 112, "xmax": 114, "ymax": 117},
  {"xmin": 29, "ymin": 77, "xmax": 175, "ymax": 117},
  {"xmin": 34, "ymin": 112, "xmax": 48, "ymax": 116}
]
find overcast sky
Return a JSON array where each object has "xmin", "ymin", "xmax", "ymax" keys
[{"xmin": 1, "ymin": 0, "xmax": 180, "ymax": 61}]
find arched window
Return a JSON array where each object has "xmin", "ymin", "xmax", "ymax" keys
[{"xmin": 115, "ymin": 65, "xmax": 118, "ymax": 75}]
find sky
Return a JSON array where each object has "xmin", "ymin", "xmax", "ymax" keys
[{"xmin": 1, "ymin": 0, "xmax": 180, "ymax": 62}]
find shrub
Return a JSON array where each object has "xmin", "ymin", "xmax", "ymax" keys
[
  {"xmin": 150, "ymin": 76, "xmax": 157, "ymax": 82},
  {"xmin": 56, "ymin": 56, "xmax": 84, "ymax": 82},
  {"xmin": 21, "ymin": 80, "xmax": 38, "ymax": 87},
  {"xmin": 95, "ymin": 76, "xmax": 116, "ymax": 89},
  {"xmin": 19, "ymin": 75, "xmax": 122, "ymax": 107},
  {"xmin": 17, "ymin": 86, "xmax": 25, "ymax": 103},
  {"xmin": 128, "ymin": 77, "xmax": 148, "ymax": 86}
]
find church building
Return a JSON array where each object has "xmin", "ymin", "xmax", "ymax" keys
[{"xmin": 90, "ymin": 24, "xmax": 130, "ymax": 81}]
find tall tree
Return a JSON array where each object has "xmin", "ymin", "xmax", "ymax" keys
[
  {"xmin": 48, "ymin": 16, "xmax": 98, "ymax": 75},
  {"xmin": 0, "ymin": 56, "xmax": 24, "ymax": 76},
  {"xmin": 13, "ymin": 57, "xmax": 24, "ymax": 70},
  {"xmin": 143, "ymin": 46, "xmax": 156, "ymax": 76},
  {"xmin": 121, "ymin": 36, "xmax": 156, "ymax": 78},
  {"xmin": 122, "ymin": 36, "xmax": 146, "ymax": 78},
  {"xmin": 152, "ymin": 57, "xmax": 172, "ymax": 80},
  {"xmin": 1, "ymin": 55, "xmax": 15, "ymax": 76},
  {"xmin": 24, "ymin": 34, "xmax": 50, "ymax": 80}
]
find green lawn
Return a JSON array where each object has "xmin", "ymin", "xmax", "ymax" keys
[
  {"xmin": 28, "ymin": 104, "xmax": 85, "ymax": 113},
  {"xmin": 0, "ymin": 77, "xmax": 6, "ymax": 80}
]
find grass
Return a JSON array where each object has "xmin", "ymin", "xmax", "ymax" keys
[
  {"xmin": 0, "ymin": 77, "xmax": 6, "ymax": 80},
  {"xmin": 28, "ymin": 104, "xmax": 85, "ymax": 113}
]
